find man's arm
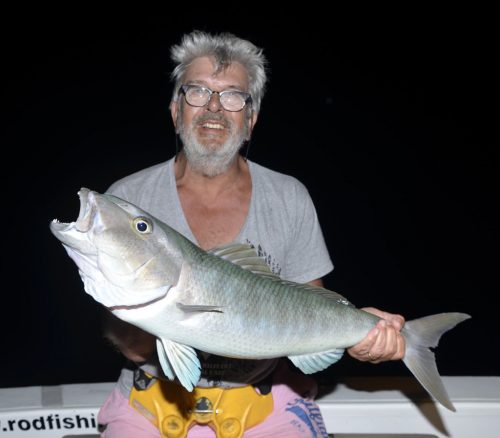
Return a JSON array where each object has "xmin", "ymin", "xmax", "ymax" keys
[{"xmin": 307, "ymin": 279, "xmax": 406, "ymax": 364}]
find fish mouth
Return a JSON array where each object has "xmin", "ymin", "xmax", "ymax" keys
[{"xmin": 50, "ymin": 188, "xmax": 95, "ymax": 234}]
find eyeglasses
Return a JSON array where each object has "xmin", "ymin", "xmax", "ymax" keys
[{"xmin": 179, "ymin": 84, "xmax": 252, "ymax": 112}]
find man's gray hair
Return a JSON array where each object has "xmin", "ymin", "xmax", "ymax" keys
[{"xmin": 170, "ymin": 30, "xmax": 268, "ymax": 114}]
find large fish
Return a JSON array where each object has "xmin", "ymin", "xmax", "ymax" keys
[{"xmin": 50, "ymin": 188, "xmax": 470, "ymax": 411}]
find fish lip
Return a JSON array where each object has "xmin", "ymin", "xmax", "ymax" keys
[
  {"xmin": 50, "ymin": 188, "xmax": 95, "ymax": 233},
  {"xmin": 74, "ymin": 188, "xmax": 94, "ymax": 232}
]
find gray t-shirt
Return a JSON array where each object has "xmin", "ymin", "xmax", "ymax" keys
[{"xmin": 107, "ymin": 157, "xmax": 334, "ymax": 393}]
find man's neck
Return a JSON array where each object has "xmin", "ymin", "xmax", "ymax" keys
[{"xmin": 174, "ymin": 151, "xmax": 249, "ymax": 198}]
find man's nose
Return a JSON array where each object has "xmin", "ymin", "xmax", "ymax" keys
[{"xmin": 206, "ymin": 92, "xmax": 223, "ymax": 112}]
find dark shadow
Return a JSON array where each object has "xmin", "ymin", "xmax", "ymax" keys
[{"xmin": 318, "ymin": 377, "xmax": 450, "ymax": 437}]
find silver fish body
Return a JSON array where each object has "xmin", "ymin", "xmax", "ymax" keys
[
  {"xmin": 115, "ymin": 252, "xmax": 374, "ymax": 357},
  {"xmin": 50, "ymin": 188, "xmax": 470, "ymax": 411}
]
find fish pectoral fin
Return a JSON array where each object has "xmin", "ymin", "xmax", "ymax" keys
[
  {"xmin": 288, "ymin": 348, "xmax": 345, "ymax": 374},
  {"xmin": 156, "ymin": 337, "xmax": 200, "ymax": 392},
  {"xmin": 177, "ymin": 303, "xmax": 223, "ymax": 313},
  {"xmin": 156, "ymin": 338, "xmax": 175, "ymax": 381}
]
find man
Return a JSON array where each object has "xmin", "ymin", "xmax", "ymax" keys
[{"xmin": 97, "ymin": 30, "xmax": 405, "ymax": 437}]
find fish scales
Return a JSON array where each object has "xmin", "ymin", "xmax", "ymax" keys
[{"xmin": 169, "ymin": 250, "xmax": 383, "ymax": 357}]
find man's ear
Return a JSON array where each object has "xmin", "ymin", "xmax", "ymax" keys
[
  {"xmin": 170, "ymin": 100, "xmax": 179, "ymax": 133},
  {"xmin": 247, "ymin": 110, "xmax": 258, "ymax": 139}
]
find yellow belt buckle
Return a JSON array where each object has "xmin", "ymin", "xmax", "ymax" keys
[{"xmin": 130, "ymin": 379, "xmax": 273, "ymax": 438}]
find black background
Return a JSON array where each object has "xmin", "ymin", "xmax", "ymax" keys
[{"xmin": 1, "ymin": 9, "xmax": 498, "ymax": 388}]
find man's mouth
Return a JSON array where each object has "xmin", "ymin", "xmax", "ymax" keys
[{"xmin": 201, "ymin": 122, "xmax": 226, "ymax": 130}]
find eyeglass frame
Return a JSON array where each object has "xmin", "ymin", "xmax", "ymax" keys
[{"xmin": 179, "ymin": 84, "xmax": 253, "ymax": 112}]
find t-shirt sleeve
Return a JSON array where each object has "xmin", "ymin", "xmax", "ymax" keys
[
  {"xmin": 106, "ymin": 180, "xmax": 127, "ymax": 197},
  {"xmin": 282, "ymin": 181, "xmax": 334, "ymax": 284}
]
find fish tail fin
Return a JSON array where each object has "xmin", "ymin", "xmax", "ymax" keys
[{"xmin": 402, "ymin": 312, "xmax": 471, "ymax": 411}]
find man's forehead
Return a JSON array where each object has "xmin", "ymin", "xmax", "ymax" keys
[{"xmin": 184, "ymin": 56, "xmax": 249, "ymax": 89}]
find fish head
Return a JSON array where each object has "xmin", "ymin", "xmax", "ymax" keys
[{"xmin": 50, "ymin": 188, "xmax": 183, "ymax": 307}]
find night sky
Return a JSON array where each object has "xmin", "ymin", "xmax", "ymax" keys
[{"xmin": 1, "ymin": 10, "xmax": 498, "ymax": 388}]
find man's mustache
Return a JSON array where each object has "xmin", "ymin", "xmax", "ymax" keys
[{"xmin": 194, "ymin": 113, "xmax": 231, "ymax": 129}]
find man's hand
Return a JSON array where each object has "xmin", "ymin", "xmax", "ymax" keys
[{"xmin": 347, "ymin": 307, "xmax": 406, "ymax": 364}]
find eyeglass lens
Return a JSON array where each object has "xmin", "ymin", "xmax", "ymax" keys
[{"xmin": 183, "ymin": 86, "xmax": 249, "ymax": 111}]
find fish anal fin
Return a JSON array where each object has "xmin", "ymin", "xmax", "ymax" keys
[
  {"xmin": 289, "ymin": 348, "xmax": 345, "ymax": 374},
  {"xmin": 156, "ymin": 337, "xmax": 201, "ymax": 392}
]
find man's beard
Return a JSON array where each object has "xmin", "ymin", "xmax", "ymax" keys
[{"xmin": 178, "ymin": 113, "xmax": 248, "ymax": 178}]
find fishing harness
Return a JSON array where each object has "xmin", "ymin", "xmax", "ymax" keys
[{"xmin": 129, "ymin": 368, "xmax": 274, "ymax": 438}]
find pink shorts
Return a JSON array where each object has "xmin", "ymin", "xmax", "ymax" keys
[{"xmin": 98, "ymin": 362, "xmax": 328, "ymax": 437}]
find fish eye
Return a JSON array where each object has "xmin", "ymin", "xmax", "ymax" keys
[{"xmin": 133, "ymin": 217, "xmax": 152, "ymax": 234}]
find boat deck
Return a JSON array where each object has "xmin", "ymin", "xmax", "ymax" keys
[{"xmin": 1, "ymin": 376, "xmax": 498, "ymax": 437}]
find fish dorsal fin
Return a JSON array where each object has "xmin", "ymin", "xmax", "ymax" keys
[
  {"xmin": 288, "ymin": 348, "xmax": 345, "ymax": 374},
  {"xmin": 277, "ymin": 280, "xmax": 355, "ymax": 307},
  {"xmin": 208, "ymin": 243, "xmax": 355, "ymax": 305},
  {"xmin": 301, "ymin": 285, "xmax": 354, "ymax": 307},
  {"xmin": 156, "ymin": 338, "xmax": 200, "ymax": 392},
  {"xmin": 207, "ymin": 243, "xmax": 279, "ymax": 278}
]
